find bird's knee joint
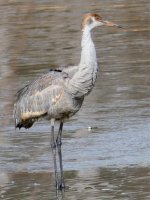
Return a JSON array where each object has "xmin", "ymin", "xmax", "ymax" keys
[
  {"xmin": 56, "ymin": 138, "xmax": 62, "ymax": 147},
  {"xmin": 51, "ymin": 142, "xmax": 56, "ymax": 149}
]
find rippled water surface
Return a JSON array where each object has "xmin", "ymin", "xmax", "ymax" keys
[{"xmin": 0, "ymin": 0, "xmax": 150, "ymax": 199}]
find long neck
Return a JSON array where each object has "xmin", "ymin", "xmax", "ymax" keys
[
  {"xmin": 80, "ymin": 27, "xmax": 97, "ymax": 66},
  {"xmin": 67, "ymin": 27, "xmax": 99, "ymax": 97}
]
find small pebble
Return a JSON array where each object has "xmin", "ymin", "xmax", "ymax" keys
[
  {"xmin": 88, "ymin": 126, "xmax": 92, "ymax": 131},
  {"xmin": 33, "ymin": 182, "xmax": 40, "ymax": 186}
]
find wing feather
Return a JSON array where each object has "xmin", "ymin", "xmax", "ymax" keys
[{"xmin": 14, "ymin": 70, "xmax": 66, "ymax": 128}]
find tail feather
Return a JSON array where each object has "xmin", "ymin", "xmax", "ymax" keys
[{"xmin": 16, "ymin": 119, "xmax": 35, "ymax": 129}]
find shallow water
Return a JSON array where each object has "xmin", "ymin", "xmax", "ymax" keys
[{"xmin": 0, "ymin": 0, "xmax": 150, "ymax": 199}]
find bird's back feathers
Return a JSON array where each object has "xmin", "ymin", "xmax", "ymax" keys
[{"xmin": 14, "ymin": 67, "xmax": 83, "ymax": 129}]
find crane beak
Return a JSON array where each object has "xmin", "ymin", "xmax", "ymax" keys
[{"xmin": 102, "ymin": 20, "xmax": 123, "ymax": 28}]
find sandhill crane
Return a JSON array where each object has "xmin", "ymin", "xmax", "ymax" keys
[{"xmin": 13, "ymin": 13, "xmax": 122, "ymax": 190}]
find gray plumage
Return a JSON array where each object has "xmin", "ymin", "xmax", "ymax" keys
[
  {"xmin": 13, "ymin": 13, "xmax": 122, "ymax": 190},
  {"xmin": 14, "ymin": 19, "xmax": 98, "ymax": 129},
  {"xmin": 14, "ymin": 68, "xmax": 84, "ymax": 129}
]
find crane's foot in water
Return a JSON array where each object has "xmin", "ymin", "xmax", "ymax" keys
[{"xmin": 56, "ymin": 182, "xmax": 65, "ymax": 190}]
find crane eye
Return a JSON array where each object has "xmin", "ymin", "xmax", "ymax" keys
[{"xmin": 95, "ymin": 16, "xmax": 101, "ymax": 21}]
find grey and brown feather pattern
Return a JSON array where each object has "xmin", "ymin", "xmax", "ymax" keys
[
  {"xmin": 13, "ymin": 13, "xmax": 122, "ymax": 190},
  {"xmin": 14, "ymin": 69, "xmax": 84, "ymax": 129}
]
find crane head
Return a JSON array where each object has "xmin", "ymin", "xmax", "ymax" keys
[{"xmin": 81, "ymin": 13, "xmax": 123, "ymax": 31}]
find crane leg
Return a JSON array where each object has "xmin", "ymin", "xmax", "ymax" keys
[
  {"xmin": 56, "ymin": 120, "xmax": 65, "ymax": 190},
  {"xmin": 50, "ymin": 119, "xmax": 59, "ymax": 189}
]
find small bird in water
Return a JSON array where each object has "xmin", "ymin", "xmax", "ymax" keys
[{"xmin": 13, "ymin": 13, "xmax": 122, "ymax": 190}]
